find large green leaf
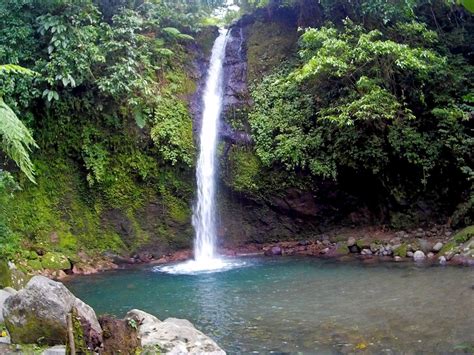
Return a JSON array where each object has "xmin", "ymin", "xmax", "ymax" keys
[{"xmin": 0, "ymin": 97, "xmax": 38, "ymax": 183}]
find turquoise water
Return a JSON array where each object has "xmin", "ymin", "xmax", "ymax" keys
[{"xmin": 66, "ymin": 257, "xmax": 474, "ymax": 354}]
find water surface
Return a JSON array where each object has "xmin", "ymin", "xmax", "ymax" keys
[{"xmin": 66, "ymin": 257, "xmax": 474, "ymax": 354}]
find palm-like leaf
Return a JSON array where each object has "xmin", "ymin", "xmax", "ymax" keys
[{"xmin": 0, "ymin": 97, "xmax": 38, "ymax": 183}]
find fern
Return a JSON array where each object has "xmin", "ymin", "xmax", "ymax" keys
[
  {"xmin": 0, "ymin": 64, "xmax": 37, "ymax": 76},
  {"xmin": 0, "ymin": 97, "xmax": 38, "ymax": 183}
]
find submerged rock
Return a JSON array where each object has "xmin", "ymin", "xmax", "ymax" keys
[
  {"xmin": 125, "ymin": 309, "xmax": 225, "ymax": 354},
  {"xmin": 3, "ymin": 276, "xmax": 102, "ymax": 349}
]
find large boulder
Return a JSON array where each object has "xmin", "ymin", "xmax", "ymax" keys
[
  {"xmin": 125, "ymin": 309, "xmax": 225, "ymax": 354},
  {"xmin": 0, "ymin": 289, "xmax": 15, "ymax": 322},
  {"xmin": 3, "ymin": 276, "xmax": 101, "ymax": 350}
]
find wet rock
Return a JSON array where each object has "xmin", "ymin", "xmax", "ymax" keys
[
  {"xmin": 432, "ymin": 242, "xmax": 443, "ymax": 252},
  {"xmin": 361, "ymin": 249, "xmax": 372, "ymax": 256},
  {"xmin": 370, "ymin": 243, "xmax": 380, "ymax": 252},
  {"xmin": 3, "ymin": 276, "xmax": 102, "ymax": 349},
  {"xmin": 42, "ymin": 345, "xmax": 66, "ymax": 355},
  {"xmin": 126, "ymin": 309, "xmax": 225, "ymax": 354},
  {"xmin": 427, "ymin": 252, "xmax": 435, "ymax": 258},
  {"xmin": 347, "ymin": 237, "xmax": 356, "ymax": 247},
  {"xmin": 413, "ymin": 250, "xmax": 426, "ymax": 261},
  {"xmin": 264, "ymin": 246, "xmax": 282, "ymax": 256},
  {"xmin": 438, "ymin": 256, "xmax": 447, "ymax": 265},
  {"xmin": 407, "ymin": 251, "xmax": 414, "ymax": 258},
  {"xmin": 418, "ymin": 239, "xmax": 433, "ymax": 254},
  {"xmin": 394, "ymin": 256, "xmax": 402, "ymax": 262},
  {"xmin": 445, "ymin": 251, "xmax": 455, "ymax": 261}
]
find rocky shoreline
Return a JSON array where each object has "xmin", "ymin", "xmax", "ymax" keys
[
  {"xmin": 2, "ymin": 225, "xmax": 472, "ymax": 290},
  {"xmin": 109, "ymin": 224, "xmax": 474, "ymax": 268},
  {"xmin": 0, "ymin": 276, "xmax": 226, "ymax": 354}
]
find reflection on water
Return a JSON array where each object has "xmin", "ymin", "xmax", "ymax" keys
[{"xmin": 66, "ymin": 257, "xmax": 474, "ymax": 354}]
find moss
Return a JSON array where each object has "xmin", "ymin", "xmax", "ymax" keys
[
  {"xmin": 9, "ymin": 269, "xmax": 30, "ymax": 289},
  {"xmin": 452, "ymin": 225, "xmax": 474, "ymax": 244},
  {"xmin": 41, "ymin": 252, "xmax": 71, "ymax": 270},
  {"xmin": 26, "ymin": 259, "xmax": 43, "ymax": 271},
  {"xmin": 195, "ymin": 26, "xmax": 219, "ymax": 59},
  {"xmin": 439, "ymin": 241, "xmax": 457, "ymax": 255},
  {"xmin": 356, "ymin": 239, "xmax": 370, "ymax": 249},
  {"xmin": 246, "ymin": 20, "xmax": 298, "ymax": 83},
  {"xmin": 5, "ymin": 312, "xmax": 66, "ymax": 346},
  {"xmin": 224, "ymin": 146, "xmax": 262, "ymax": 193},
  {"xmin": 393, "ymin": 244, "xmax": 408, "ymax": 258},
  {"xmin": 26, "ymin": 251, "xmax": 39, "ymax": 260},
  {"xmin": 336, "ymin": 244, "xmax": 350, "ymax": 254},
  {"xmin": 0, "ymin": 260, "xmax": 11, "ymax": 288},
  {"xmin": 70, "ymin": 308, "xmax": 88, "ymax": 353}
]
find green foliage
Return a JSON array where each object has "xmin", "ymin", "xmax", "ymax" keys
[
  {"xmin": 250, "ymin": 22, "xmax": 472, "ymax": 191},
  {"xmin": 224, "ymin": 147, "xmax": 262, "ymax": 193},
  {"xmin": 452, "ymin": 225, "xmax": 474, "ymax": 244},
  {"xmin": 0, "ymin": 97, "xmax": 38, "ymax": 183},
  {"xmin": 249, "ymin": 15, "xmax": 473, "ymax": 218},
  {"xmin": 151, "ymin": 96, "xmax": 195, "ymax": 167}
]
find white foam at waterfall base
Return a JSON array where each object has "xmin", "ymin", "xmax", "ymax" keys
[
  {"xmin": 155, "ymin": 258, "xmax": 246, "ymax": 275},
  {"xmin": 158, "ymin": 28, "xmax": 234, "ymax": 275}
]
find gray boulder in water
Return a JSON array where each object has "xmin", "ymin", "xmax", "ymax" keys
[
  {"xmin": 3, "ymin": 276, "xmax": 102, "ymax": 349},
  {"xmin": 126, "ymin": 309, "xmax": 226, "ymax": 354}
]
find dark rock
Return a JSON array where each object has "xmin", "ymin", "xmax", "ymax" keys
[{"xmin": 99, "ymin": 315, "xmax": 140, "ymax": 355}]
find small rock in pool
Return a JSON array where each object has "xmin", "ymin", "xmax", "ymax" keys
[
  {"xmin": 271, "ymin": 246, "xmax": 282, "ymax": 256},
  {"xmin": 413, "ymin": 250, "xmax": 426, "ymax": 261}
]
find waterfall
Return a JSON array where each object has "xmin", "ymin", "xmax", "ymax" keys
[
  {"xmin": 193, "ymin": 28, "xmax": 229, "ymax": 262},
  {"xmin": 157, "ymin": 28, "xmax": 246, "ymax": 274}
]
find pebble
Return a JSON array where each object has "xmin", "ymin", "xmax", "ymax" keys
[
  {"xmin": 427, "ymin": 252, "xmax": 435, "ymax": 258},
  {"xmin": 347, "ymin": 237, "xmax": 356, "ymax": 247},
  {"xmin": 407, "ymin": 251, "xmax": 414, "ymax": 257},
  {"xmin": 438, "ymin": 256, "xmax": 447, "ymax": 265},
  {"xmin": 394, "ymin": 256, "xmax": 402, "ymax": 262},
  {"xmin": 361, "ymin": 249, "xmax": 372, "ymax": 255}
]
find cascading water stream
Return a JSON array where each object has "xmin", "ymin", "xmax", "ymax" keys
[
  {"xmin": 157, "ymin": 28, "xmax": 244, "ymax": 274},
  {"xmin": 192, "ymin": 28, "xmax": 228, "ymax": 262}
]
